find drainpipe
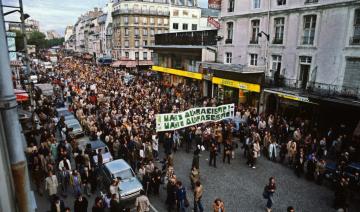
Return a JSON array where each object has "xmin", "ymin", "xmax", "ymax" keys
[{"xmin": 0, "ymin": 5, "xmax": 33, "ymax": 212}]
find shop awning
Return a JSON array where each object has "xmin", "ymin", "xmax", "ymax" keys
[
  {"xmin": 212, "ymin": 77, "xmax": 261, "ymax": 93},
  {"xmin": 264, "ymin": 88, "xmax": 318, "ymax": 104},
  {"xmin": 139, "ymin": 60, "xmax": 154, "ymax": 66},
  {"xmin": 151, "ymin": 65, "xmax": 203, "ymax": 80},
  {"xmin": 14, "ymin": 89, "xmax": 29, "ymax": 102}
]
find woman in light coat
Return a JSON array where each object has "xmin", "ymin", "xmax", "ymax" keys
[
  {"xmin": 268, "ymin": 138, "xmax": 278, "ymax": 162},
  {"xmin": 45, "ymin": 171, "xmax": 58, "ymax": 198}
]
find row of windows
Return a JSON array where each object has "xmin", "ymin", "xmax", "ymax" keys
[
  {"xmin": 227, "ymin": 0, "xmax": 317, "ymax": 12},
  {"xmin": 172, "ymin": 23, "xmax": 197, "ymax": 30},
  {"xmin": 121, "ymin": 40, "xmax": 155, "ymax": 48},
  {"xmin": 123, "ymin": 51, "xmax": 151, "ymax": 60},
  {"xmin": 119, "ymin": 16, "xmax": 169, "ymax": 25},
  {"xmin": 226, "ymin": 15, "xmax": 317, "ymax": 46},
  {"xmin": 122, "ymin": 28, "xmax": 169, "ymax": 36}
]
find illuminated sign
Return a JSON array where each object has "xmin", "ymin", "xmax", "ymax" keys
[
  {"xmin": 208, "ymin": 0, "xmax": 221, "ymax": 10},
  {"xmin": 212, "ymin": 77, "xmax": 261, "ymax": 93}
]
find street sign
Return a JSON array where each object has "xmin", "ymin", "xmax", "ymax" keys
[{"xmin": 6, "ymin": 32, "xmax": 17, "ymax": 61}]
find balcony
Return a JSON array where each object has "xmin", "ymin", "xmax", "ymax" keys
[
  {"xmin": 154, "ymin": 30, "xmax": 218, "ymax": 46},
  {"xmin": 112, "ymin": 9, "xmax": 170, "ymax": 16},
  {"xmin": 305, "ymin": 0, "xmax": 318, "ymax": 3},
  {"xmin": 265, "ymin": 76, "xmax": 360, "ymax": 100}
]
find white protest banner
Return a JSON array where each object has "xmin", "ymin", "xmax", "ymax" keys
[{"xmin": 156, "ymin": 104, "xmax": 235, "ymax": 132}]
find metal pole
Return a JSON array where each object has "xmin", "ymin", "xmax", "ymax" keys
[
  {"xmin": 0, "ymin": 1, "xmax": 34, "ymax": 211},
  {"xmin": 19, "ymin": 0, "xmax": 34, "ymax": 110}
]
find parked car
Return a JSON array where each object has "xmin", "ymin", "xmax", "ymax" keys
[
  {"xmin": 80, "ymin": 140, "xmax": 113, "ymax": 165},
  {"xmin": 64, "ymin": 119, "xmax": 84, "ymax": 138},
  {"xmin": 101, "ymin": 159, "xmax": 143, "ymax": 201},
  {"xmin": 56, "ymin": 107, "xmax": 76, "ymax": 121}
]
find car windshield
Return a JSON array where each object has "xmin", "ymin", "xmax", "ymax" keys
[{"xmin": 114, "ymin": 169, "xmax": 134, "ymax": 180}]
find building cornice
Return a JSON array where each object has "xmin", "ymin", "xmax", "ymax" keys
[{"xmin": 221, "ymin": 0, "xmax": 360, "ymax": 21}]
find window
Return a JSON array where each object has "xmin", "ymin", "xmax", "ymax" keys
[
  {"xmin": 143, "ymin": 28, "xmax": 148, "ymax": 35},
  {"xmin": 125, "ymin": 28, "xmax": 129, "ymax": 36},
  {"xmin": 135, "ymin": 52, "xmax": 139, "ymax": 59},
  {"xmin": 124, "ymin": 40, "xmax": 129, "ymax": 48},
  {"xmin": 125, "ymin": 52, "xmax": 129, "ymax": 58},
  {"xmin": 150, "ymin": 28, "xmax": 155, "ymax": 36},
  {"xmin": 226, "ymin": 22, "xmax": 233, "ymax": 44},
  {"xmin": 143, "ymin": 40, "xmax": 148, "ymax": 46},
  {"xmin": 183, "ymin": 23, "xmax": 188, "ymax": 30},
  {"xmin": 135, "ymin": 40, "xmax": 139, "ymax": 48},
  {"xmin": 351, "ymin": 9, "xmax": 360, "ymax": 45},
  {"xmin": 271, "ymin": 55, "xmax": 282, "ymax": 72},
  {"xmin": 183, "ymin": 10, "xmax": 188, "ymax": 16},
  {"xmin": 250, "ymin": 54, "xmax": 258, "ymax": 66},
  {"xmin": 250, "ymin": 20, "xmax": 260, "ymax": 44},
  {"xmin": 225, "ymin": 52, "xmax": 232, "ymax": 64},
  {"xmin": 192, "ymin": 24, "xmax": 197, "ymax": 30},
  {"xmin": 302, "ymin": 15, "xmax": 316, "ymax": 45},
  {"xmin": 158, "ymin": 18, "xmax": 162, "ymax": 25},
  {"xmin": 157, "ymin": 29, "xmax": 161, "ymax": 34},
  {"xmin": 253, "ymin": 0, "xmax": 260, "ymax": 9},
  {"xmin": 164, "ymin": 18, "xmax": 169, "ymax": 25},
  {"xmin": 173, "ymin": 10, "xmax": 179, "ymax": 16},
  {"xmin": 134, "ymin": 16, "xmax": 139, "ymax": 24},
  {"xmin": 305, "ymin": 0, "xmax": 318, "ymax": 4},
  {"xmin": 299, "ymin": 56, "xmax": 312, "ymax": 89},
  {"xmin": 173, "ymin": 23, "xmax": 179, "ymax": 30},
  {"xmin": 124, "ymin": 16, "xmax": 128, "ymax": 25},
  {"xmin": 273, "ymin": 17, "xmax": 284, "ymax": 44},
  {"xmin": 143, "ymin": 17, "xmax": 147, "ymax": 24},
  {"xmin": 143, "ymin": 52, "xmax": 148, "ymax": 60},
  {"xmin": 135, "ymin": 28, "xmax": 139, "ymax": 36},
  {"xmin": 228, "ymin": 0, "xmax": 235, "ymax": 12},
  {"xmin": 150, "ymin": 17, "xmax": 154, "ymax": 25},
  {"xmin": 277, "ymin": 0, "xmax": 286, "ymax": 6}
]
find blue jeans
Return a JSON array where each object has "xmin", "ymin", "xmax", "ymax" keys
[
  {"xmin": 194, "ymin": 198, "xmax": 204, "ymax": 212},
  {"xmin": 266, "ymin": 193, "xmax": 274, "ymax": 209},
  {"xmin": 178, "ymin": 199, "xmax": 185, "ymax": 212}
]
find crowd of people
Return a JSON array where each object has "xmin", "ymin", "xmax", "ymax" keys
[{"xmin": 23, "ymin": 53, "xmax": 359, "ymax": 212}]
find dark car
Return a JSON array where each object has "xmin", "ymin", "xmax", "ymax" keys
[{"xmin": 325, "ymin": 161, "xmax": 360, "ymax": 185}]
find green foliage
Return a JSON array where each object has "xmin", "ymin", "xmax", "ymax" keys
[
  {"xmin": 26, "ymin": 31, "xmax": 64, "ymax": 50},
  {"xmin": 9, "ymin": 30, "xmax": 25, "ymax": 51}
]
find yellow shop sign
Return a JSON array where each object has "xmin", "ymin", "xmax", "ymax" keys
[
  {"xmin": 152, "ymin": 66, "xmax": 203, "ymax": 80},
  {"xmin": 212, "ymin": 77, "xmax": 261, "ymax": 93}
]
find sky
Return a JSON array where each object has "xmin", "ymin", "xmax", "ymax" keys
[{"xmin": 3, "ymin": 0, "xmax": 208, "ymax": 36}]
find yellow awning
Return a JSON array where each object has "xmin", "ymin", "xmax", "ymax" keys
[
  {"xmin": 212, "ymin": 77, "xmax": 261, "ymax": 93},
  {"xmin": 151, "ymin": 66, "xmax": 203, "ymax": 80}
]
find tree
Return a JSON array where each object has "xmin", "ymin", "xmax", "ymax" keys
[
  {"xmin": 45, "ymin": 37, "xmax": 64, "ymax": 48},
  {"xmin": 9, "ymin": 30, "xmax": 25, "ymax": 52},
  {"xmin": 27, "ymin": 31, "xmax": 46, "ymax": 49}
]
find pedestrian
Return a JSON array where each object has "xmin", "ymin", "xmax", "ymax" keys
[
  {"xmin": 81, "ymin": 167, "xmax": 91, "ymax": 196},
  {"xmin": 264, "ymin": 177, "xmax": 276, "ymax": 212},
  {"xmin": 334, "ymin": 177, "xmax": 349, "ymax": 211},
  {"xmin": 223, "ymin": 139, "xmax": 232, "ymax": 164},
  {"xmin": 176, "ymin": 181, "xmax": 187, "ymax": 212},
  {"xmin": 70, "ymin": 170, "xmax": 82, "ymax": 196},
  {"xmin": 110, "ymin": 193, "xmax": 123, "ymax": 212},
  {"xmin": 194, "ymin": 181, "xmax": 204, "ymax": 212},
  {"xmin": 166, "ymin": 177, "xmax": 177, "ymax": 212},
  {"xmin": 74, "ymin": 194, "xmax": 88, "ymax": 212},
  {"xmin": 190, "ymin": 166, "xmax": 200, "ymax": 189},
  {"xmin": 209, "ymin": 138, "xmax": 217, "ymax": 168},
  {"xmin": 92, "ymin": 196, "xmax": 105, "ymax": 212},
  {"xmin": 135, "ymin": 190, "xmax": 150, "ymax": 212},
  {"xmin": 294, "ymin": 149, "xmax": 305, "ymax": 177},
  {"xmin": 109, "ymin": 179, "xmax": 120, "ymax": 198},
  {"xmin": 192, "ymin": 148, "xmax": 200, "ymax": 170},
  {"xmin": 45, "ymin": 171, "xmax": 59, "ymax": 201},
  {"xmin": 50, "ymin": 195, "xmax": 65, "ymax": 212},
  {"xmin": 212, "ymin": 198, "xmax": 225, "ymax": 212},
  {"xmin": 151, "ymin": 166, "xmax": 161, "ymax": 195},
  {"xmin": 287, "ymin": 206, "xmax": 295, "ymax": 212}
]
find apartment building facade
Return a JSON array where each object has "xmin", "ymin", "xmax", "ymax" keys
[
  {"xmin": 111, "ymin": 0, "xmax": 170, "ymax": 62},
  {"xmin": 218, "ymin": 0, "xmax": 360, "ymax": 128}
]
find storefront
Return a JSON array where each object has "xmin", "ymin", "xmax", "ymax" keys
[
  {"xmin": 212, "ymin": 77, "xmax": 261, "ymax": 107},
  {"xmin": 264, "ymin": 89, "xmax": 319, "ymax": 121}
]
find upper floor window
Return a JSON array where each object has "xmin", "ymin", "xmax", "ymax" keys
[
  {"xmin": 150, "ymin": 17, "xmax": 155, "ymax": 25},
  {"xmin": 134, "ymin": 16, "xmax": 139, "ymax": 24},
  {"xmin": 125, "ymin": 52, "xmax": 129, "ymax": 58},
  {"xmin": 164, "ymin": 18, "xmax": 169, "ymax": 25},
  {"xmin": 124, "ymin": 40, "xmax": 129, "ymax": 48},
  {"xmin": 158, "ymin": 18, "xmax": 162, "ymax": 25},
  {"xmin": 253, "ymin": 0, "xmax": 261, "ymax": 9},
  {"xmin": 305, "ymin": 0, "xmax": 318, "ymax": 4},
  {"xmin": 225, "ymin": 52, "xmax": 232, "ymax": 64},
  {"xmin": 351, "ymin": 9, "xmax": 360, "ymax": 45},
  {"xmin": 173, "ymin": 23, "xmax": 179, "ymax": 30},
  {"xmin": 125, "ymin": 28, "xmax": 129, "ymax": 36},
  {"xmin": 250, "ymin": 54, "xmax": 258, "ymax": 66},
  {"xmin": 143, "ymin": 28, "xmax": 148, "ymax": 36},
  {"xmin": 225, "ymin": 22, "xmax": 233, "ymax": 44},
  {"xmin": 277, "ymin": 0, "xmax": 286, "ymax": 6},
  {"xmin": 135, "ymin": 40, "xmax": 139, "ymax": 48},
  {"xmin": 192, "ymin": 24, "xmax": 197, "ymax": 31},
  {"xmin": 183, "ymin": 23, "xmax": 188, "ymax": 30},
  {"xmin": 143, "ymin": 17, "xmax": 147, "ymax": 24},
  {"xmin": 250, "ymin": 20, "xmax": 260, "ymax": 44},
  {"xmin": 150, "ymin": 28, "xmax": 155, "ymax": 36},
  {"xmin": 135, "ymin": 52, "xmax": 139, "ymax": 59},
  {"xmin": 143, "ymin": 52, "xmax": 148, "ymax": 60},
  {"xmin": 228, "ymin": 0, "xmax": 235, "ymax": 12},
  {"xmin": 135, "ymin": 28, "xmax": 139, "ymax": 36},
  {"xmin": 273, "ymin": 17, "xmax": 285, "ymax": 44},
  {"xmin": 302, "ymin": 15, "xmax": 316, "ymax": 45},
  {"xmin": 124, "ymin": 16, "xmax": 128, "ymax": 25}
]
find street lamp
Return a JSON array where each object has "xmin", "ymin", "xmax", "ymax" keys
[{"xmin": 257, "ymin": 31, "xmax": 270, "ymax": 41}]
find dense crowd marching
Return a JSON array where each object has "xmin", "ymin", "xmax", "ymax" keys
[{"xmin": 24, "ymin": 55, "xmax": 359, "ymax": 212}]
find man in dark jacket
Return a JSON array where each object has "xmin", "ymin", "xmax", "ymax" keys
[
  {"xmin": 74, "ymin": 194, "xmax": 88, "ymax": 212},
  {"xmin": 110, "ymin": 193, "xmax": 123, "ymax": 212},
  {"xmin": 50, "ymin": 195, "xmax": 65, "ymax": 212}
]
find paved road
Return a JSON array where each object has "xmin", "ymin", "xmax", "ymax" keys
[{"xmin": 33, "ymin": 136, "xmax": 360, "ymax": 212}]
